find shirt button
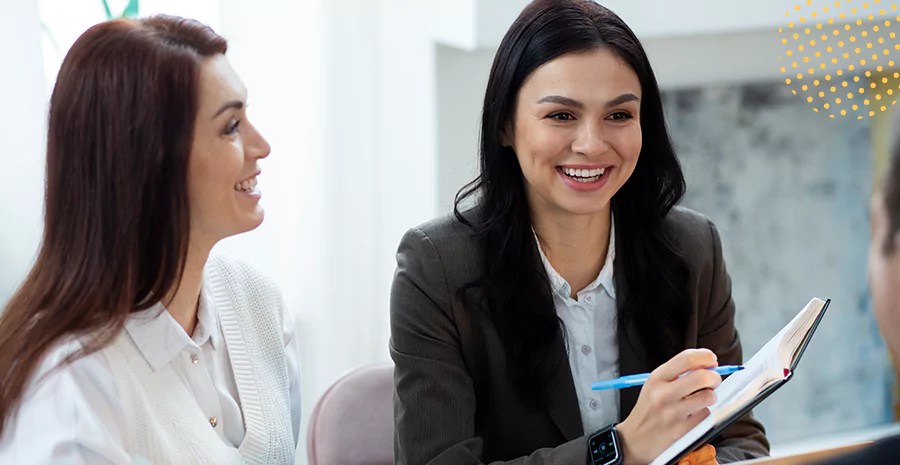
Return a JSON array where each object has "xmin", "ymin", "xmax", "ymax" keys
[
  {"xmin": 589, "ymin": 399, "xmax": 601, "ymax": 410},
  {"xmin": 191, "ymin": 354, "xmax": 199, "ymax": 364},
  {"xmin": 585, "ymin": 295, "xmax": 593, "ymax": 303},
  {"xmin": 581, "ymin": 345, "xmax": 592, "ymax": 356},
  {"xmin": 209, "ymin": 417, "xmax": 218, "ymax": 428}
]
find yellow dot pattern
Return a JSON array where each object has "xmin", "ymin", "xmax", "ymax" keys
[{"xmin": 783, "ymin": 1, "xmax": 900, "ymax": 117}]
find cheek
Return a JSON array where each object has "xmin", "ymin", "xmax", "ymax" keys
[
  {"xmin": 188, "ymin": 142, "xmax": 242, "ymax": 203},
  {"xmin": 514, "ymin": 121, "xmax": 566, "ymax": 165},
  {"xmin": 613, "ymin": 124, "xmax": 642, "ymax": 163}
]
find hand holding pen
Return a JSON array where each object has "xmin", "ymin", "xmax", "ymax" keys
[
  {"xmin": 592, "ymin": 365, "xmax": 744, "ymax": 391},
  {"xmin": 612, "ymin": 349, "xmax": 725, "ymax": 465}
]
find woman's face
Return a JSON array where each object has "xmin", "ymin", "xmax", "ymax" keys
[
  {"xmin": 188, "ymin": 54, "xmax": 271, "ymax": 246},
  {"xmin": 868, "ymin": 191, "xmax": 900, "ymax": 371},
  {"xmin": 507, "ymin": 47, "xmax": 642, "ymax": 219}
]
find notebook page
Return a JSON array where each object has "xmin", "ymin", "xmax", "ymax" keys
[{"xmin": 778, "ymin": 298, "xmax": 827, "ymax": 369}]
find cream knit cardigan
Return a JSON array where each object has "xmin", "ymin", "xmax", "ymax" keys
[{"xmin": 101, "ymin": 254, "xmax": 295, "ymax": 465}]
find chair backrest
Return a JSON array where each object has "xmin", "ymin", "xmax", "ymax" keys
[{"xmin": 307, "ymin": 363, "xmax": 395, "ymax": 465}]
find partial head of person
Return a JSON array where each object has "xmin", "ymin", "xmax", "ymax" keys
[
  {"xmin": 869, "ymin": 117, "xmax": 900, "ymax": 376},
  {"xmin": 0, "ymin": 14, "xmax": 270, "ymax": 437},
  {"xmin": 455, "ymin": 0, "xmax": 689, "ymax": 407}
]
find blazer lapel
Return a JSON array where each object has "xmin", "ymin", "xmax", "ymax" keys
[
  {"xmin": 545, "ymin": 339, "xmax": 586, "ymax": 441},
  {"xmin": 617, "ymin": 317, "xmax": 647, "ymax": 420}
]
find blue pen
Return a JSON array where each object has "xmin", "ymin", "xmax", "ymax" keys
[{"xmin": 590, "ymin": 365, "xmax": 744, "ymax": 391}]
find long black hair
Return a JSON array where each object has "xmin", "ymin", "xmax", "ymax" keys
[{"xmin": 454, "ymin": 0, "xmax": 690, "ymax": 408}]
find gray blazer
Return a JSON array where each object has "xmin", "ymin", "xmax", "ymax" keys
[{"xmin": 389, "ymin": 206, "xmax": 769, "ymax": 465}]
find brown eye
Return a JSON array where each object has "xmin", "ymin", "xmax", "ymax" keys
[
  {"xmin": 225, "ymin": 119, "xmax": 241, "ymax": 135},
  {"xmin": 607, "ymin": 111, "xmax": 633, "ymax": 121},
  {"xmin": 548, "ymin": 112, "xmax": 575, "ymax": 121}
]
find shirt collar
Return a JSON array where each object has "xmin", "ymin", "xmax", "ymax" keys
[
  {"xmin": 194, "ymin": 281, "xmax": 221, "ymax": 350},
  {"xmin": 533, "ymin": 215, "xmax": 617, "ymax": 300},
  {"xmin": 124, "ymin": 283, "xmax": 220, "ymax": 372}
]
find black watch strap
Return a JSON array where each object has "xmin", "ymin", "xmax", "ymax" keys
[{"xmin": 587, "ymin": 423, "xmax": 623, "ymax": 465}]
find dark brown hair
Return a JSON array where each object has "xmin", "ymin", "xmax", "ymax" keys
[{"xmin": 0, "ymin": 15, "xmax": 227, "ymax": 437}]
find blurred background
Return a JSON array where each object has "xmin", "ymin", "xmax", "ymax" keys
[{"xmin": 1, "ymin": 0, "xmax": 898, "ymax": 463}]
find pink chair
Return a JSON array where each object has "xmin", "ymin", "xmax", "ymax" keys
[{"xmin": 307, "ymin": 363, "xmax": 395, "ymax": 465}]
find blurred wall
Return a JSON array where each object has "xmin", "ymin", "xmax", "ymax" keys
[
  {"xmin": 0, "ymin": 0, "xmax": 45, "ymax": 304},
  {"xmin": 665, "ymin": 80, "xmax": 892, "ymax": 442}
]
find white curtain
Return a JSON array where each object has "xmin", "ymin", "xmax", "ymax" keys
[{"xmin": 215, "ymin": 1, "xmax": 443, "ymax": 461}]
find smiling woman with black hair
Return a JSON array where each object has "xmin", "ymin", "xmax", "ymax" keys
[{"xmin": 389, "ymin": 1, "xmax": 769, "ymax": 464}]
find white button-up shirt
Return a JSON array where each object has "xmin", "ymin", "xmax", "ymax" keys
[
  {"xmin": 0, "ymin": 279, "xmax": 303, "ymax": 465},
  {"xmin": 534, "ymin": 219, "xmax": 619, "ymax": 435}
]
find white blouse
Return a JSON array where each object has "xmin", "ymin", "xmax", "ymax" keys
[
  {"xmin": 534, "ymin": 218, "xmax": 620, "ymax": 435},
  {"xmin": 0, "ymin": 276, "xmax": 303, "ymax": 465}
]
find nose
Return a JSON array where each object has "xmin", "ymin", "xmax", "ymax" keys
[
  {"xmin": 246, "ymin": 120, "xmax": 271, "ymax": 160},
  {"xmin": 571, "ymin": 121, "xmax": 609, "ymax": 157}
]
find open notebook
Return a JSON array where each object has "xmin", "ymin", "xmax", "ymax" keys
[{"xmin": 650, "ymin": 297, "xmax": 831, "ymax": 465}]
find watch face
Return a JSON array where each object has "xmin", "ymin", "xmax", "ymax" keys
[{"xmin": 589, "ymin": 430, "xmax": 619, "ymax": 465}]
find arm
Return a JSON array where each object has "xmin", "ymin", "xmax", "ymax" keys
[
  {"xmin": 390, "ymin": 227, "xmax": 588, "ymax": 465},
  {"xmin": 0, "ymin": 343, "xmax": 131, "ymax": 465},
  {"xmin": 700, "ymin": 219, "xmax": 771, "ymax": 463}
]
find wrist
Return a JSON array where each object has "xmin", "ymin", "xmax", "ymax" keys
[{"xmin": 615, "ymin": 420, "xmax": 640, "ymax": 465}]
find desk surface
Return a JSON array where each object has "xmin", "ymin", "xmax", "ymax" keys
[
  {"xmin": 735, "ymin": 442, "xmax": 871, "ymax": 465},
  {"xmin": 768, "ymin": 422, "xmax": 900, "ymax": 457},
  {"xmin": 735, "ymin": 422, "xmax": 900, "ymax": 465}
]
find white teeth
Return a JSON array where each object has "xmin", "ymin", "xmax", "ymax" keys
[
  {"xmin": 234, "ymin": 176, "xmax": 258, "ymax": 192},
  {"xmin": 561, "ymin": 167, "xmax": 607, "ymax": 179}
]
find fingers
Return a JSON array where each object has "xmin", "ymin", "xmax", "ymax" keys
[
  {"xmin": 650, "ymin": 349, "xmax": 718, "ymax": 382},
  {"xmin": 677, "ymin": 387, "xmax": 717, "ymax": 419},
  {"xmin": 677, "ymin": 444, "xmax": 717, "ymax": 465},
  {"xmin": 671, "ymin": 367, "xmax": 722, "ymax": 400}
]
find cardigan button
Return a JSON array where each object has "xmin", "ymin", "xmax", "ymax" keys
[{"xmin": 209, "ymin": 417, "xmax": 218, "ymax": 428}]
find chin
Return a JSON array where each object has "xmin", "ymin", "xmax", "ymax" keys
[
  {"xmin": 236, "ymin": 209, "xmax": 265, "ymax": 234},
  {"xmin": 557, "ymin": 196, "xmax": 612, "ymax": 217}
]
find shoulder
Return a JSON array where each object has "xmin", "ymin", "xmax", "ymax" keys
[
  {"xmin": 29, "ymin": 338, "xmax": 118, "ymax": 396},
  {"xmin": 661, "ymin": 205, "xmax": 723, "ymax": 267},
  {"xmin": 404, "ymin": 208, "xmax": 480, "ymax": 253},
  {"xmin": 7, "ymin": 337, "xmax": 122, "ymax": 434},
  {"xmin": 0, "ymin": 337, "xmax": 129, "ymax": 462},
  {"xmin": 205, "ymin": 253, "xmax": 286, "ymax": 331},
  {"xmin": 206, "ymin": 253, "xmax": 283, "ymax": 303},
  {"xmin": 396, "ymin": 209, "xmax": 484, "ymax": 285}
]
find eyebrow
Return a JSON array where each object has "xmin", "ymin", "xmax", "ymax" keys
[
  {"xmin": 536, "ymin": 93, "xmax": 640, "ymax": 109},
  {"xmin": 212, "ymin": 100, "xmax": 244, "ymax": 119}
]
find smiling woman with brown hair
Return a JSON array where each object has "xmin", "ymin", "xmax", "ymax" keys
[
  {"xmin": 0, "ymin": 15, "xmax": 301, "ymax": 465},
  {"xmin": 389, "ymin": 1, "xmax": 769, "ymax": 464}
]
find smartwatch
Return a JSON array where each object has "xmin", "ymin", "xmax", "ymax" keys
[{"xmin": 587, "ymin": 423, "xmax": 623, "ymax": 465}]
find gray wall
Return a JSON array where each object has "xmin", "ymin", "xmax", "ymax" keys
[{"xmin": 663, "ymin": 78, "xmax": 895, "ymax": 441}]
